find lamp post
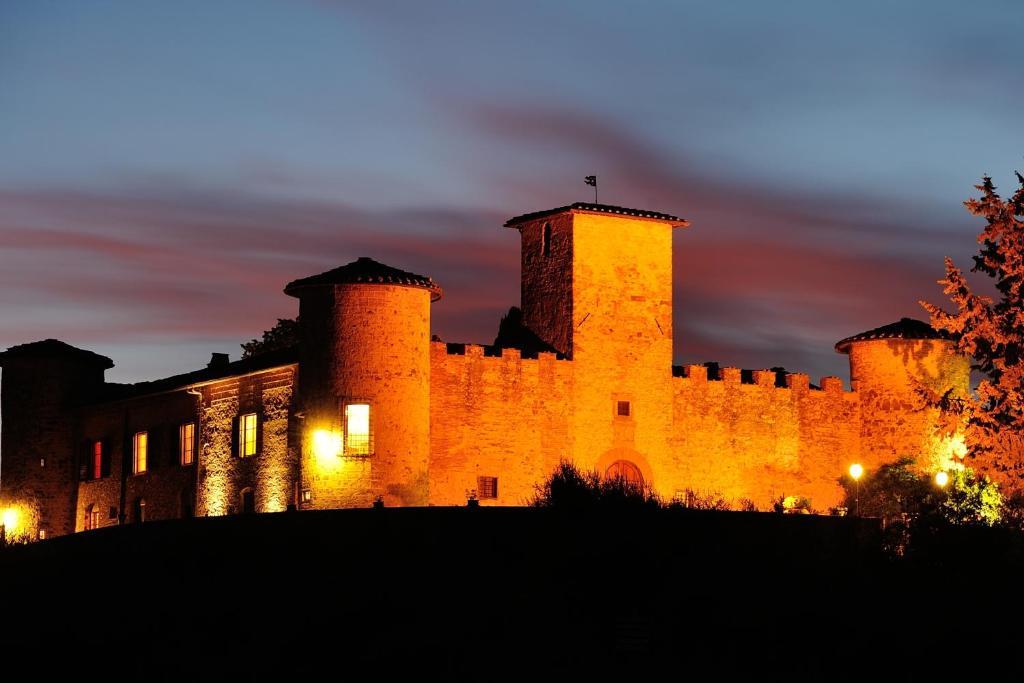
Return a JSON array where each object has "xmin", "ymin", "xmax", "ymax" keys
[
  {"xmin": 849, "ymin": 463, "xmax": 864, "ymax": 516},
  {"xmin": 935, "ymin": 471, "xmax": 949, "ymax": 488}
]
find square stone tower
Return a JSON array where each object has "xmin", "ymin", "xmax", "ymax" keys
[{"xmin": 505, "ymin": 203, "xmax": 688, "ymax": 491}]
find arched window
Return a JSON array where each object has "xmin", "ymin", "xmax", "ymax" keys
[
  {"xmin": 84, "ymin": 504, "xmax": 100, "ymax": 531},
  {"xmin": 541, "ymin": 222, "xmax": 552, "ymax": 257},
  {"xmin": 604, "ymin": 460, "xmax": 644, "ymax": 487}
]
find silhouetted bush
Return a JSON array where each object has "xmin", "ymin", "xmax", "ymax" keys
[
  {"xmin": 837, "ymin": 457, "xmax": 1003, "ymax": 556},
  {"xmin": 771, "ymin": 494, "xmax": 813, "ymax": 514},
  {"xmin": 668, "ymin": 488, "xmax": 732, "ymax": 511},
  {"xmin": 530, "ymin": 461, "xmax": 661, "ymax": 510}
]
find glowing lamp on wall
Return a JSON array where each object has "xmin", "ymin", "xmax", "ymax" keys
[
  {"xmin": 312, "ymin": 429, "xmax": 342, "ymax": 460},
  {"xmin": 2, "ymin": 507, "xmax": 19, "ymax": 533}
]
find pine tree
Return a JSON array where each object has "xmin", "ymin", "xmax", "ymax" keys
[{"xmin": 920, "ymin": 172, "xmax": 1024, "ymax": 488}]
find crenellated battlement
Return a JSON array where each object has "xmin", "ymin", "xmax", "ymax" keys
[{"xmin": 672, "ymin": 364, "xmax": 855, "ymax": 399}]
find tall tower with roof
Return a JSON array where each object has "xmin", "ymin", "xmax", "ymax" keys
[{"xmin": 504, "ymin": 203, "xmax": 689, "ymax": 492}]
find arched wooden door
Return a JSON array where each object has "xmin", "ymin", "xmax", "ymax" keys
[{"xmin": 604, "ymin": 460, "xmax": 644, "ymax": 487}]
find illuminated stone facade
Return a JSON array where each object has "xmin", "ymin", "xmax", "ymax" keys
[{"xmin": 0, "ymin": 203, "xmax": 969, "ymax": 539}]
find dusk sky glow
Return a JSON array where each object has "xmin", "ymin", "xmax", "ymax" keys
[{"xmin": 2, "ymin": 0, "xmax": 1022, "ymax": 383}]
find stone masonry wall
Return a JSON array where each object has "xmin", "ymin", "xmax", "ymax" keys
[
  {"xmin": 197, "ymin": 366, "xmax": 297, "ymax": 516},
  {"xmin": 847, "ymin": 339, "xmax": 970, "ymax": 475},
  {"xmin": 670, "ymin": 367, "xmax": 862, "ymax": 511},
  {"xmin": 428, "ymin": 343, "xmax": 572, "ymax": 505}
]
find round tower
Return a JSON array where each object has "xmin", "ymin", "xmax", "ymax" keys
[
  {"xmin": 836, "ymin": 318, "xmax": 970, "ymax": 473},
  {"xmin": 285, "ymin": 257, "xmax": 441, "ymax": 508}
]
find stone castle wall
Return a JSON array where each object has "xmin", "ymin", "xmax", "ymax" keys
[
  {"xmin": 426, "ymin": 349, "xmax": 863, "ymax": 511},
  {"xmin": 668, "ymin": 367, "xmax": 861, "ymax": 511},
  {"xmin": 428, "ymin": 343, "xmax": 572, "ymax": 505}
]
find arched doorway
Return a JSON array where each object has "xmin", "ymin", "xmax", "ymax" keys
[
  {"xmin": 240, "ymin": 488, "xmax": 256, "ymax": 515},
  {"xmin": 605, "ymin": 460, "xmax": 644, "ymax": 487}
]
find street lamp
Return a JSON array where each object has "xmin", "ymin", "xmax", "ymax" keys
[
  {"xmin": 935, "ymin": 471, "xmax": 950, "ymax": 488},
  {"xmin": 849, "ymin": 463, "xmax": 864, "ymax": 516}
]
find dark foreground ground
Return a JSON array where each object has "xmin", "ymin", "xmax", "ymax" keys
[{"xmin": 2, "ymin": 507, "xmax": 1023, "ymax": 680}]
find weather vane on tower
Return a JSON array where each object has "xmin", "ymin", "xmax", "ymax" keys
[{"xmin": 584, "ymin": 175, "xmax": 597, "ymax": 203}]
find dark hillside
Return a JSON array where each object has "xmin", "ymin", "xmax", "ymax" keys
[{"xmin": 1, "ymin": 508, "xmax": 1020, "ymax": 679}]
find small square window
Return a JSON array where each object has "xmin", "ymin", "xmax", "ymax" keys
[
  {"xmin": 109, "ymin": 506, "xmax": 118, "ymax": 520},
  {"xmin": 616, "ymin": 401, "xmax": 631, "ymax": 417},
  {"xmin": 38, "ymin": 529, "xmax": 47, "ymax": 540},
  {"xmin": 478, "ymin": 476, "xmax": 498, "ymax": 500},
  {"xmin": 301, "ymin": 489, "xmax": 312, "ymax": 503}
]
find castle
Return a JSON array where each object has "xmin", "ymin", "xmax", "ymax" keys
[{"xmin": 0, "ymin": 203, "xmax": 970, "ymax": 539}]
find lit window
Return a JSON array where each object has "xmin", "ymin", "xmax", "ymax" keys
[
  {"xmin": 133, "ymin": 431, "xmax": 148, "ymax": 474},
  {"xmin": 179, "ymin": 422, "xmax": 195, "ymax": 465},
  {"xmin": 478, "ymin": 476, "xmax": 498, "ymax": 500},
  {"xmin": 93, "ymin": 441, "xmax": 103, "ymax": 480},
  {"xmin": 239, "ymin": 413, "xmax": 258, "ymax": 457},
  {"xmin": 344, "ymin": 403, "xmax": 371, "ymax": 455},
  {"xmin": 301, "ymin": 489, "xmax": 312, "ymax": 503},
  {"xmin": 38, "ymin": 529, "xmax": 46, "ymax": 540},
  {"xmin": 617, "ymin": 401, "xmax": 631, "ymax": 417}
]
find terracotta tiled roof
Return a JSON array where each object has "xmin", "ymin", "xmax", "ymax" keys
[
  {"xmin": 504, "ymin": 202, "xmax": 689, "ymax": 228},
  {"xmin": 0, "ymin": 339, "xmax": 114, "ymax": 369},
  {"xmin": 284, "ymin": 257, "xmax": 442, "ymax": 301},
  {"xmin": 835, "ymin": 317, "xmax": 951, "ymax": 353}
]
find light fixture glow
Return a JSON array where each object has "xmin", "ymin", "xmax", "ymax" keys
[
  {"xmin": 312, "ymin": 429, "xmax": 342, "ymax": 460},
  {"xmin": 2, "ymin": 507, "xmax": 19, "ymax": 532},
  {"xmin": 849, "ymin": 463, "xmax": 864, "ymax": 481},
  {"xmin": 935, "ymin": 471, "xmax": 950, "ymax": 488}
]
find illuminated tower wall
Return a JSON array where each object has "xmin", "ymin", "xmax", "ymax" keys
[
  {"xmin": 839, "ymin": 324, "xmax": 970, "ymax": 473},
  {"xmin": 287, "ymin": 259, "xmax": 440, "ymax": 508},
  {"xmin": 508, "ymin": 206, "xmax": 687, "ymax": 497}
]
